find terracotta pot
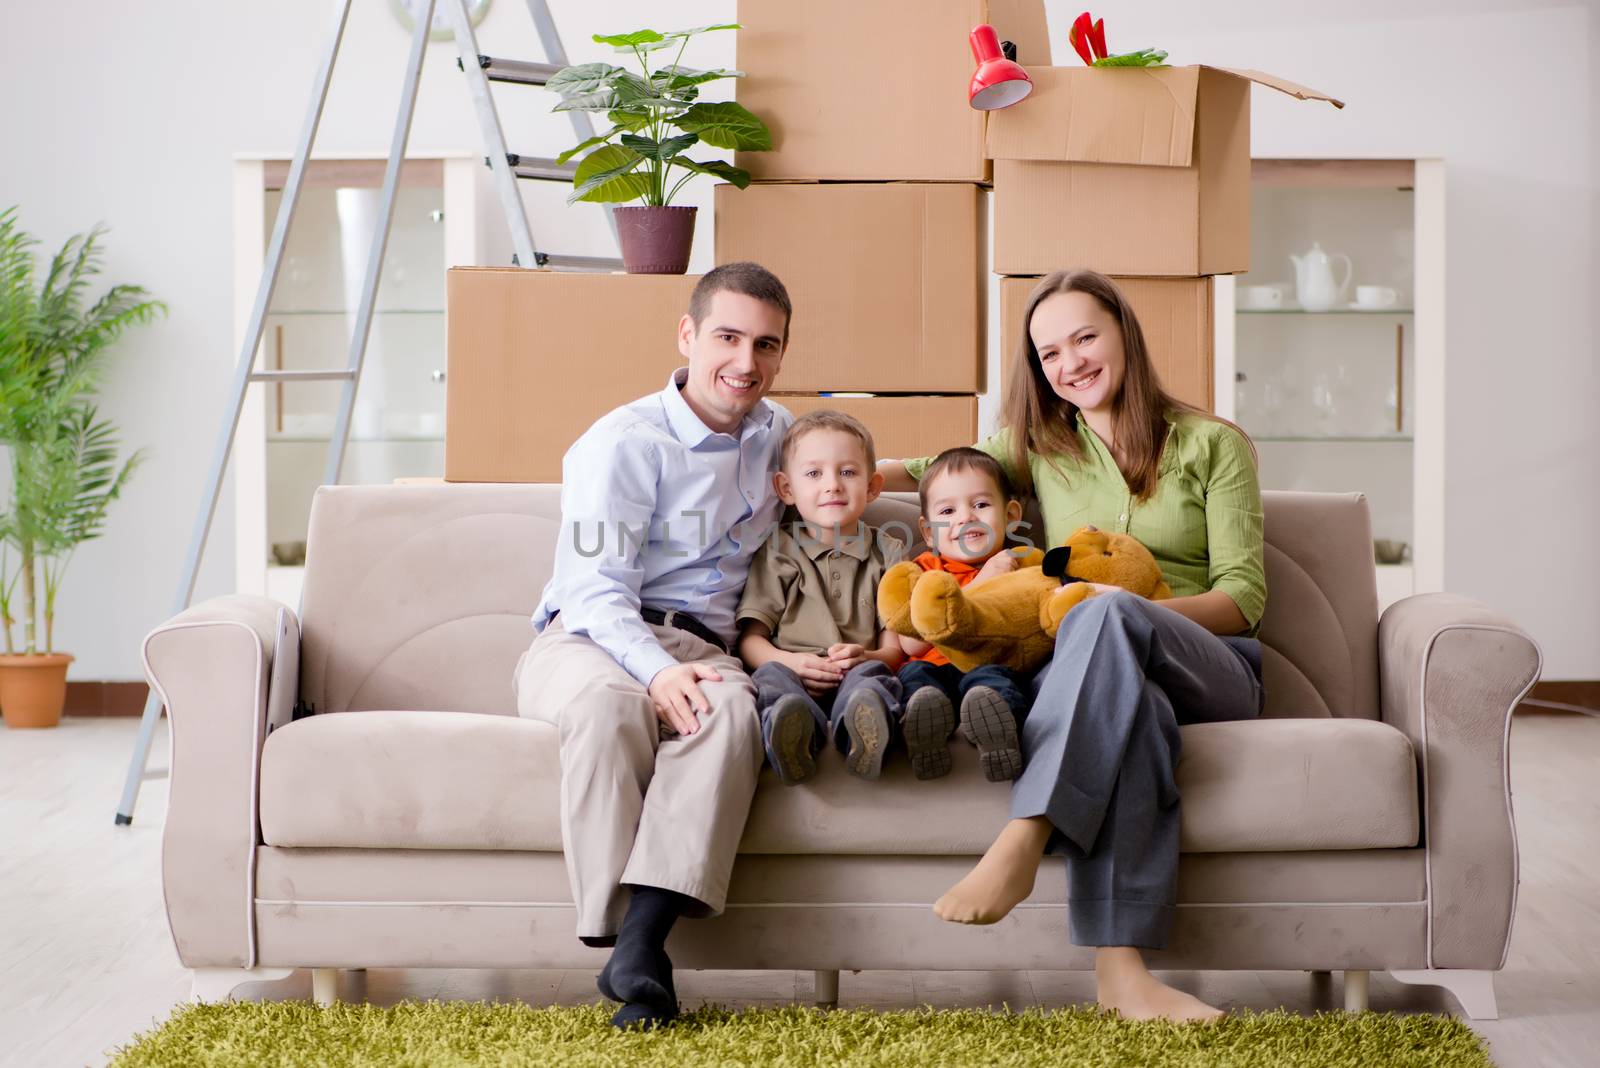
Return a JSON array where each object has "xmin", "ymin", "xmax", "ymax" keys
[
  {"xmin": 0, "ymin": 653, "xmax": 74, "ymax": 729},
  {"xmin": 613, "ymin": 205, "xmax": 697, "ymax": 274}
]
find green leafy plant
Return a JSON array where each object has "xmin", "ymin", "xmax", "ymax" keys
[
  {"xmin": 546, "ymin": 24, "xmax": 772, "ymax": 206},
  {"xmin": 0, "ymin": 208, "xmax": 163, "ymax": 655}
]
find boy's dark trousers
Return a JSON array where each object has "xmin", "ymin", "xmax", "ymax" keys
[
  {"xmin": 752, "ymin": 659, "xmax": 903, "ymax": 756},
  {"xmin": 896, "ymin": 660, "xmax": 1033, "ymax": 727}
]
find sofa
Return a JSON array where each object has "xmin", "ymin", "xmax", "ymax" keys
[{"xmin": 142, "ymin": 484, "xmax": 1540, "ymax": 1019}]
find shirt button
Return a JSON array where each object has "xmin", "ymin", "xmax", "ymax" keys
[
  {"xmin": 1119, "ymin": 513, "xmax": 1128, "ymax": 523},
  {"xmin": 832, "ymin": 572, "xmax": 840, "ymax": 580}
]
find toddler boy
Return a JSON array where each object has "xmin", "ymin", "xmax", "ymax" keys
[{"xmin": 896, "ymin": 447, "xmax": 1035, "ymax": 783}]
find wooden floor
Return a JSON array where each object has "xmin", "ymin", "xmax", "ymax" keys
[{"xmin": 3, "ymin": 713, "xmax": 1597, "ymax": 1067}]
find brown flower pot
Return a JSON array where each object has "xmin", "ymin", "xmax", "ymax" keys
[
  {"xmin": 0, "ymin": 653, "xmax": 74, "ymax": 729},
  {"xmin": 614, "ymin": 205, "xmax": 697, "ymax": 274}
]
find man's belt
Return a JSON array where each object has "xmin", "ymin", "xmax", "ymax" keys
[{"xmin": 641, "ymin": 607, "xmax": 728, "ymax": 654}]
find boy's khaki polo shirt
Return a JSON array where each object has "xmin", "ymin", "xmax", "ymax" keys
[{"xmin": 736, "ymin": 522, "xmax": 906, "ymax": 655}]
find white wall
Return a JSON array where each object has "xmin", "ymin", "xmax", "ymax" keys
[{"xmin": 1, "ymin": 0, "xmax": 1596, "ymax": 679}]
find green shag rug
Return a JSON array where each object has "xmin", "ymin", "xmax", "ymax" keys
[{"xmin": 108, "ymin": 1001, "xmax": 1493, "ymax": 1068}]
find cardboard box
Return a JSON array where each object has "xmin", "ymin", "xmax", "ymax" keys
[
  {"xmin": 715, "ymin": 183, "xmax": 985, "ymax": 392},
  {"xmin": 445, "ymin": 269, "xmax": 982, "ymax": 482},
  {"xmin": 734, "ymin": 0, "xmax": 1049, "ymax": 181},
  {"xmin": 988, "ymin": 66, "xmax": 1341, "ymax": 276},
  {"xmin": 775, "ymin": 394, "xmax": 978, "ymax": 463},
  {"xmin": 446, "ymin": 269, "xmax": 698, "ymax": 482},
  {"xmin": 998, "ymin": 275, "xmax": 1214, "ymax": 410}
]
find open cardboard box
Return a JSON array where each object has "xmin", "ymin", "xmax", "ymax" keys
[
  {"xmin": 734, "ymin": 0, "xmax": 1049, "ymax": 182},
  {"xmin": 715, "ymin": 182, "xmax": 986, "ymax": 393},
  {"xmin": 988, "ymin": 66, "xmax": 1342, "ymax": 276},
  {"xmin": 998, "ymin": 275, "xmax": 1213, "ymax": 410}
]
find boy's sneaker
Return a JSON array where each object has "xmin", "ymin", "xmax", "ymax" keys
[
  {"xmin": 766, "ymin": 694, "xmax": 818, "ymax": 786},
  {"xmin": 902, "ymin": 687, "xmax": 957, "ymax": 780},
  {"xmin": 841, "ymin": 689, "xmax": 892, "ymax": 781},
  {"xmin": 960, "ymin": 686, "xmax": 1022, "ymax": 782}
]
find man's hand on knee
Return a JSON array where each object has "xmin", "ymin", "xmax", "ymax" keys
[{"xmin": 648, "ymin": 662, "xmax": 724, "ymax": 735}]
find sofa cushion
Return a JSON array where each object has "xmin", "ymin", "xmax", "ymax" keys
[
  {"xmin": 259, "ymin": 710, "xmax": 563, "ymax": 851},
  {"xmin": 259, "ymin": 712, "xmax": 1417, "ymax": 855}
]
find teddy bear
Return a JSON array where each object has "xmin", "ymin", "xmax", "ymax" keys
[{"xmin": 876, "ymin": 526, "xmax": 1172, "ymax": 674}]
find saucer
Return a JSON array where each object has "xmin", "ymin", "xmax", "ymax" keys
[{"xmin": 1347, "ymin": 302, "xmax": 1399, "ymax": 312}]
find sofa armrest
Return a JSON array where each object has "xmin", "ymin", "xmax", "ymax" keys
[
  {"xmin": 142, "ymin": 594, "xmax": 300, "ymax": 968},
  {"xmin": 1379, "ymin": 593, "xmax": 1541, "ymax": 970}
]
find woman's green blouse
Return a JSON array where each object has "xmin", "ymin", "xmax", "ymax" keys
[{"xmin": 903, "ymin": 411, "xmax": 1267, "ymax": 630}]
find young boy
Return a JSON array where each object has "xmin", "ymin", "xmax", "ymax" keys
[
  {"xmin": 737, "ymin": 410, "xmax": 906, "ymax": 785},
  {"xmin": 896, "ymin": 447, "xmax": 1035, "ymax": 783}
]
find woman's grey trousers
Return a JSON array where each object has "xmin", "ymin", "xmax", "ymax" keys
[{"xmin": 1014, "ymin": 590, "xmax": 1265, "ymax": 948}]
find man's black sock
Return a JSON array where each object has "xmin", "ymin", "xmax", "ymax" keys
[
  {"xmin": 597, "ymin": 886, "xmax": 694, "ymax": 1012},
  {"xmin": 579, "ymin": 935, "xmax": 617, "ymax": 949}
]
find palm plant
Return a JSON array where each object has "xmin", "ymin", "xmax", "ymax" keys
[{"xmin": 0, "ymin": 207, "xmax": 163, "ymax": 655}]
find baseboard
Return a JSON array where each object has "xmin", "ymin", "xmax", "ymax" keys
[
  {"xmin": 1516, "ymin": 680, "xmax": 1599, "ymax": 716},
  {"xmin": 64, "ymin": 681, "xmax": 148, "ymax": 717}
]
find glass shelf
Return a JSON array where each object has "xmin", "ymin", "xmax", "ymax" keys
[
  {"xmin": 268, "ymin": 433, "xmax": 445, "ymax": 443},
  {"xmin": 1254, "ymin": 434, "xmax": 1413, "ymax": 443},
  {"xmin": 1237, "ymin": 308, "xmax": 1413, "ymax": 315},
  {"xmin": 268, "ymin": 308, "xmax": 444, "ymax": 316}
]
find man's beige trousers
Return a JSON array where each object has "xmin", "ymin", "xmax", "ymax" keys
[{"xmin": 514, "ymin": 617, "xmax": 762, "ymax": 939}]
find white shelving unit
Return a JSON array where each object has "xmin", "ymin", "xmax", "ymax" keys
[
  {"xmin": 1214, "ymin": 159, "xmax": 1445, "ymax": 611},
  {"xmin": 231, "ymin": 153, "xmax": 484, "ymax": 602}
]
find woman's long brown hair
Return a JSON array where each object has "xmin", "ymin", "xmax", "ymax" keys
[{"xmin": 1001, "ymin": 269, "xmax": 1249, "ymax": 500}]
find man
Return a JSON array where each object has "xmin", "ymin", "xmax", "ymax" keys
[{"xmin": 515, "ymin": 261, "xmax": 793, "ymax": 1029}]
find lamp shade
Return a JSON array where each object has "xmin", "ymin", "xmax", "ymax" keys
[{"xmin": 968, "ymin": 24, "xmax": 1031, "ymax": 110}]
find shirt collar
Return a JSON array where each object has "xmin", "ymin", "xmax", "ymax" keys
[
  {"xmin": 661, "ymin": 367, "xmax": 775, "ymax": 447},
  {"xmin": 915, "ymin": 550, "xmax": 980, "ymax": 576},
  {"xmin": 793, "ymin": 521, "xmax": 875, "ymax": 562}
]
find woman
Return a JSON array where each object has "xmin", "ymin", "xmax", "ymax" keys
[{"xmin": 880, "ymin": 270, "xmax": 1267, "ymax": 1022}]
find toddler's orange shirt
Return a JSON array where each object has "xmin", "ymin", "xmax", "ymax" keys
[{"xmin": 906, "ymin": 551, "xmax": 982, "ymax": 668}]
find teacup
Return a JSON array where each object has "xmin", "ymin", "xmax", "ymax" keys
[
  {"xmin": 1239, "ymin": 284, "xmax": 1285, "ymax": 310},
  {"xmin": 1355, "ymin": 285, "xmax": 1399, "ymax": 309}
]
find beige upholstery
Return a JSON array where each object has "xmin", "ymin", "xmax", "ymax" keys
[
  {"xmin": 143, "ymin": 483, "xmax": 1539, "ymax": 994},
  {"xmin": 259, "ymin": 713, "xmax": 1416, "ymax": 855}
]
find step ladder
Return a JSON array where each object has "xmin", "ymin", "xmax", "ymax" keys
[{"xmin": 114, "ymin": 0, "xmax": 615, "ymax": 825}]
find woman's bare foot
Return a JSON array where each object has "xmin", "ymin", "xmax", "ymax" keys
[
  {"xmin": 933, "ymin": 817, "xmax": 1051, "ymax": 924},
  {"xmin": 1095, "ymin": 947, "xmax": 1225, "ymax": 1023}
]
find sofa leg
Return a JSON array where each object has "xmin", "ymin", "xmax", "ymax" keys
[
  {"xmin": 312, "ymin": 968, "xmax": 339, "ymax": 1006},
  {"xmin": 1388, "ymin": 969, "xmax": 1499, "ymax": 1020},
  {"xmin": 813, "ymin": 969, "xmax": 840, "ymax": 1007},
  {"xmin": 1343, "ymin": 969, "xmax": 1369, "ymax": 1012},
  {"xmin": 191, "ymin": 967, "xmax": 298, "ymax": 1003}
]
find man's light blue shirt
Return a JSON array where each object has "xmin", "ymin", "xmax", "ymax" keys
[{"xmin": 531, "ymin": 368, "xmax": 793, "ymax": 688}]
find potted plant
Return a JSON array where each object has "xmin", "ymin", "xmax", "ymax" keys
[
  {"xmin": 0, "ymin": 209, "xmax": 160, "ymax": 728},
  {"xmin": 546, "ymin": 23, "xmax": 772, "ymax": 274}
]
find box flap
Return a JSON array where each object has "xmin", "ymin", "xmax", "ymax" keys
[
  {"xmin": 1209, "ymin": 67, "xmax": 1345, "ymax": 109},
  {"xmin": 986, "ymin": 66, "xmax": 1201, "ymax": 166}
]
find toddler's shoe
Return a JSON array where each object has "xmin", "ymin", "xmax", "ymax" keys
[
  {"xmin": 902, "ymin": 687, "xmax": 956, "ymax": 780},
  {"xmin": 766, "ymin": 694, "xmax": 818, "ymax": 786},
  {"xmin": 841, "ymin": 689, "xmax": 892, "ymax": 781},
  {"xmin": 960, "ymin": 686, "xmax": 1022, "ymax": 782}
]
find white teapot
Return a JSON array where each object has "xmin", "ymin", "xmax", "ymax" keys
[{"xmin": 1290, "ymin": 242, "xmax": 1352, "ymax": 312}]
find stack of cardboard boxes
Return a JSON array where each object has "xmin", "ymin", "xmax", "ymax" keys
[
  {"xmin": 989, "ymin": 65, "xmax": 1336, "ymax": 406},
  {"xmin": 443, "ymin": 0, "xmax": 1050, "ymax": 483},
  {"xmin": 443, "ymin": 6, "xmax": 1335, "ymax": 482},
  {"xmin": 717, "ymin": 0, "xmax": 1050, "ymax": 460}
]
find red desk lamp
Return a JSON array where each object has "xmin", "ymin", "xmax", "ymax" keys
[{"xmin": 968, "ymin": 24, "xmax": 1032, "ymax": 110}]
